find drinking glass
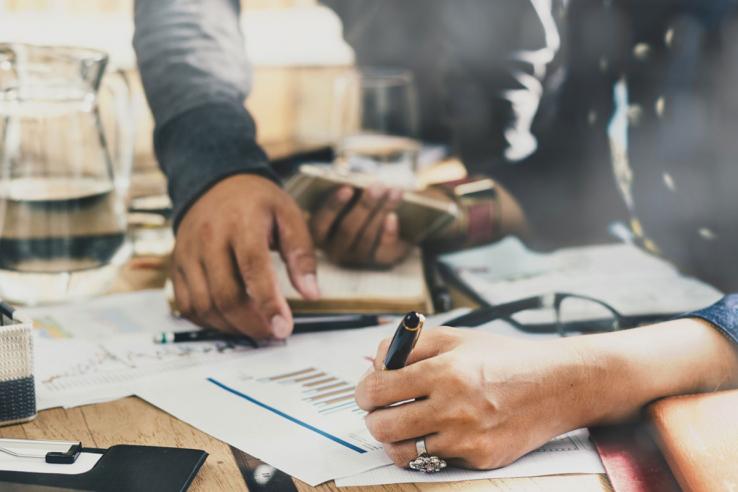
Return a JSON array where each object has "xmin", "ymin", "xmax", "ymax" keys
[
  {"xmin": 0, "ymin": 43, "xmax": 134, "ymax": 305},
  {"xmin": 332, "ymin": 68, "xmax": 421, "ymax": 188}
]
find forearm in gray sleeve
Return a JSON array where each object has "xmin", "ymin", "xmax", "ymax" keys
[
  {"xmin": 133, "ymin": 0, "xmax": 251, "ymax": 126},
  {"xmin": 133, "ymin": 0, "xmax": 278, "ymax": 230}
]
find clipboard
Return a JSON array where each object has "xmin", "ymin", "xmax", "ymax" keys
[{"xmin": 0, "ymin": 438, "xmax": 207, "ymax": 492}]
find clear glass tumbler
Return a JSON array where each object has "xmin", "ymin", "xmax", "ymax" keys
[{"xmin": 332, "ymin": 68, "xmax": 421, "ymax": 188}]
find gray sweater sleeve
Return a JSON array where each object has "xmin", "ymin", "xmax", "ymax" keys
[{"xmin": 133, "ymin": 0, "xmax": 278, "ymax": 229}]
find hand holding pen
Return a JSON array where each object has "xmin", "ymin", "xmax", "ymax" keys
[
  {"xmin": 356, "ymin": 318, "xmax": 587, "ymax": 473},
  {"xmin": 358, "ymin": 312, "xmax": 447, "ymax": 473}
]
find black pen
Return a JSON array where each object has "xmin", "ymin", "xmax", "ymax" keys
[
  {"xmin": 155, "ymin": 314, "xmax": 386, "ymax": 347},
  {"xmin": 293, "ymin": 314, "xmax": 386, "ymax": 333},
  {"xmin": 383, "ymin": 311, "xmax": 425, "ymax": 370},
  {"xmin": 153, "ymin": 330, "xmax": 258, "ymax": 348}
]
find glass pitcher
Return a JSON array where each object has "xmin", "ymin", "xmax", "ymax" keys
[{"xmin": 0, "ymin": 44, "xmax": 133, "ymax": 305}]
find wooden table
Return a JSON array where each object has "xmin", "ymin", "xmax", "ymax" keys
[{"xmin": 0, "ymin": 258, "xmax": 613, "ymax": 492}]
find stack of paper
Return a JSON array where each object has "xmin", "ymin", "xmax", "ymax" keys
[
  {"xmin": 27, "ymin": 291, "xmax": 254, "ymax": 409},
  {"xmin": 336, "ymin": 429, "xmax": 604, "ymax": 486},
  {"xmin": 28, "ymin": 290, "xmax": 606, "ymax": 485},
  {"xmin": 133, "ymin": 307, "xmax": 605, "ymax": 486}
]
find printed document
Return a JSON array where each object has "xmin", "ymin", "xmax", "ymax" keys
[
  {"xmin": 137, "ymin": 312, "xmax": 605, "ymax": 486},
  {"xmin": 335, "ymin": 429, "xmax": 604, "ymax": 486},
  {"xmin": 26, "ymin": 291, "xmax": 255, "ymax": 409},
  {"xmin": 28, "ymin": 289, "xmax": 610, "ymax": 485},
  {"xmin": 34, "ymin": 334, "xmax": 253, "ymax": 410},
  {"xmin": 136, "ymin": 325, "xmax": 400, "ymax": 486}
]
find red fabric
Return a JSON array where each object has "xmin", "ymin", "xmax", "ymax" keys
[{"xmin": 590, "ymin": 424, "xmax": 681, "ymax": 492}]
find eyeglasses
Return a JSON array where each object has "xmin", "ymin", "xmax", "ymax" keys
[{"xmin": 444, "ymin": 292, "xmax": 678, "ymax": 336}]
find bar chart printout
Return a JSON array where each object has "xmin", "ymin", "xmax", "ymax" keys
[
  {"xmin": 208, "ymin": 366, "xmax": 382, "ymax": 454},
  {"xmin": 138, "ymin": 354, "xmax": 393, "ymax": 486}
]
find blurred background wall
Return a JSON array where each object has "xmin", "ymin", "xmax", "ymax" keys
[{"xmin": 0, "ymin": 0, "xmax": 314, "ymax": 10}]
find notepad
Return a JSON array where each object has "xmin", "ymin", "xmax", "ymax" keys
[{"xmin": 273, "ymin": 248, "xmax": 431, "ymax": 314}]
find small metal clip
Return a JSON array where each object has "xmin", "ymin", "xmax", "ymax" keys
[{"xmin": 0, "ymin": 438, "xmax": 82, "ymax": 464}]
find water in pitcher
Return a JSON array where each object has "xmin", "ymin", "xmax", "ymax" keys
[
  {"xmin": 0, "ymin": 44, "xmax": 133, "ymax": 304},
  {"xmin": 0, "ymin": 176, "xmax": 131, "ymax": 304}
]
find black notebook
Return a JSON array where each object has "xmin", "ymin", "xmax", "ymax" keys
[{"xmin": 0, "ymin": 444, "xmax": 207, "ymax": 492}]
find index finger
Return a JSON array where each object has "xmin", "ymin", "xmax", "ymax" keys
[
  {"xmin": 233, "ymin": 231, "xmax": 293, "ymax": 339},
  {"xmin": 355, "ymin": 359, "xmax": 436, "ymax": 411},
  {"xmin": 373, "ymin": 327, "xmax": 456, "ymax": 371},
  {"xmin": 276, "ymin": 198, "xmax": 320, "ymax": 300}
]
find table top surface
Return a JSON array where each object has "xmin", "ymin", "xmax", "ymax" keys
[{"xmin": 0, "ymin": 259, "xmax": 613, "ymax": 492}]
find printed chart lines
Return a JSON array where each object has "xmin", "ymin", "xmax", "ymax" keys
[
  {"xmin": 207, "ymin": 377, "xmax": 368, "ymax": 454},
  {"xmin": 261, "ymin": 367, "xmax": 362, "ymax": 415},
  {"xmin": 217, "ymin": 365, "xmax": 381, "ymax": 454}
]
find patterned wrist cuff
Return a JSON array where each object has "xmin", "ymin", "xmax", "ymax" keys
[{"xmin": 431, "ymin": 177, "xmax": 500, "ymax": 247}]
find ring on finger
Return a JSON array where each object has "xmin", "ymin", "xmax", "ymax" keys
[{"xmin": 408, "ymin": 437, "xmax": 447, "ymax": 473}]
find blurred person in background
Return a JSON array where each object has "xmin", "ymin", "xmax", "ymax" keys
[{"xmin": 356, "ymin": 0, "xmax": 738, "ymax": 470}]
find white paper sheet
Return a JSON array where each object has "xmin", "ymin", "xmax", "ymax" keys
[
  {"xmin": 34, "ymin": 333, "xmax": 254, "ymax": 410},
  {"xmin": 134, "ymin": 311, "xmax": 606, "ymax": 486},
  {"xmin": 24, "ymin": 290, "xmax": 261, "ymax": 409},
  {"xmin": 335, "ymin": 429, "xmax": 604, "ymax": 486},
  {"xmin": 135, "ymin": 311, "xmax": 471, "ymax": 486},
  {"xmin": 24, "ymin": 290, "xmax": 190, "ymax": 341},
  {"xmin": 136, "ymin": 345, "xmax": 395, "ymax": 486}
]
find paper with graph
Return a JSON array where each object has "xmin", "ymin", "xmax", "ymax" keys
[
  {"xmin": 209, "ymin": 365, "xmax": 379, "ymax": 453},
  {"xmin": 27, "ymin": 291, "xmax": 604, "ymax": 485},
  {"xmin": 26, "ymin": 290, "xmax": 257, "ymax": 409},
  {"xmin": 137, "ymin": 348, "xmax": 394, "ymax": 486},
  {"xmin": 26, "ymin": 290, "xmax": 185, "ymax": 341},
  {"xmin": 137, "ymin": 318, "xmax": 605, "ymax": 486},
  {"xmin": 34, "ymin": 334, "xmax": 253, "ymax": 410}
]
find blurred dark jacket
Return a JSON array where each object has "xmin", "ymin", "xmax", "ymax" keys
[
  {"xmin": 328, "ymin": 0, "xmax": 738, "ymax": 291},
  {"xmin": 601, "ymin": 0, "xmax": 738, "ymax": 291},
  {"xmin": 323, "ymin": 0, "xmax": 628, "ymax": 246}
]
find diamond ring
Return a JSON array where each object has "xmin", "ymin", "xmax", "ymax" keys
[{"xmin": 408, "ymin": 437, "xmax": 447, "ymax": 473}]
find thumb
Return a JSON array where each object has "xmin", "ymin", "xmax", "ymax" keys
[{"xmin": 276, "ymin": 199, "xmax": 320, "ymax": 300}]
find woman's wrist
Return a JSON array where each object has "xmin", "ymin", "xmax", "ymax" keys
[
  {"xmin": 564, "ymin": 319, "xmax": 738, "ymax": 426},
  {"xmin": 542, "ymin": 336, "xmax": 623, "ymax": 429}
]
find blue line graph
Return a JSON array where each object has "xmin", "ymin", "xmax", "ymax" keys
[{"xmin": 207, "ymin": 377, "xmax": 367, "ymax": 454}]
